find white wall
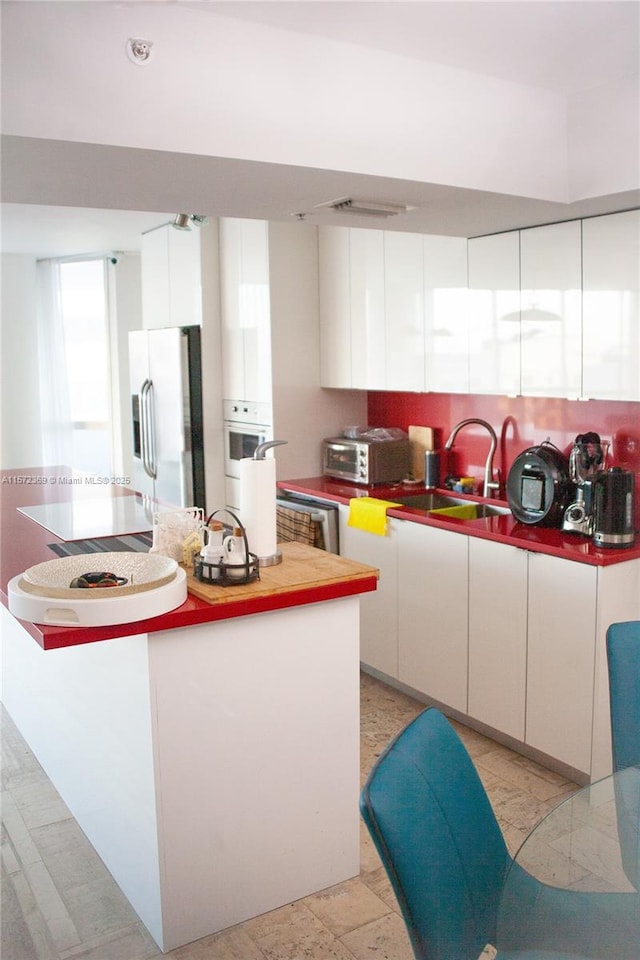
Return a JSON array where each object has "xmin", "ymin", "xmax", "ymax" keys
[
  {"xmin": 567, "ymin": 74, "xmax": 640, "ymax": 200},
  {"xmin": 0, "ymin": 0, "xmax": 590, "ymax": 203},
  {"xmin": 1, "ymin": 254, "xmax": 43, "ymax": 468}
]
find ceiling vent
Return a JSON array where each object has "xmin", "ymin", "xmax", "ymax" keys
[{"xmin": 314, "ymin": 197, "xmax": 414, "ymax": 218}]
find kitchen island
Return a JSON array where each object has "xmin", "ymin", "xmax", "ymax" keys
[{"xmin": 1, "ymin": 468, "xmax": 378, "ymax": 952}]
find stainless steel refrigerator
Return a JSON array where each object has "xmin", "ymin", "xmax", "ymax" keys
[{"xmin": 129, "ymin": 326, "xmax": 206, "ymax": 510}]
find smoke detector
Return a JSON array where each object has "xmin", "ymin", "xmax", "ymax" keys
[
  {"xmin": 314, "ymin": 197, "xmax": 415, "ymax": 218},
  {"xmin": 127, "ymin": 38, "xmax": 153, "ymax": 65}
]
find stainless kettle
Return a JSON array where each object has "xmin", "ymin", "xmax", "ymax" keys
[{"xmin": 589, "ymin": 467, "xmax": 635, "ymax": 549}]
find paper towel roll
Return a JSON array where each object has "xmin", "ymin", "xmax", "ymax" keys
[{"xmin": 238, "ymin": 457, "xmax": 278, "ymax": 561}]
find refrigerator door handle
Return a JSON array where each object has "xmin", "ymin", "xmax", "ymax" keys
[{"xmin": 140, "ymin": 379, "xmax": 158, "ymax": 480}]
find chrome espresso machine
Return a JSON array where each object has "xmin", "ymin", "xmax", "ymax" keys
[
  {"xmin": 562, "ymin": 432, "xmax": 606, "ymax": 535},
  {"xmin": 563, "ymin": 432, "xmax": 636, "ymax": 548}
]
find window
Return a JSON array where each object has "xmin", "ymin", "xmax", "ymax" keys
[{"xmin": 38, "ymin": 257, "xmax": 113, "ymax": 475}]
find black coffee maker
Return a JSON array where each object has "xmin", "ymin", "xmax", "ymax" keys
[{"xmin": 591, "ymin": 467, "xmax": 636, "ymax": 548}]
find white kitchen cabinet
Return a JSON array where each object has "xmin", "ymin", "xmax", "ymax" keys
[
  {"xmin": 468, "ymin": 539, "xmax": 528, "ymax": 740},
  {"xmin": 319, "ymin": 226, "xmax": 352, "ymax": 388},
  {"xmin": 520, "ymin": 220, "xmax": 582, "ymax": 398},
  {"xmin": 384, "ymin": 232, "xmax": 425, "ymax": 391},
  {"xmin": 397, "ymin": 520, "xmax": 469, "ymax": 713},
  {"xmin": 337, "ymin": 487, "xmax": 639, "ymax": 779},
  {"xmin": 350, "ymin": 228, "xmax": 385, "ymax": 389},
  {"xmin": 590, "ymin": 558, "xmax": 640, "ymax": 780},
  {"xmin": 319, "ymin": 227, "xmax": 470, "ymax": 393},
  {"xmin": 338, "ymin": 506, "xmax": 399, "ymax": 678},
  {"xmin": 219, "ymin": 218, "xmax": 272, "ymax": 404},
  {"xmin": 582, "ymin": 209, "xmax": 640, "ymax": 401},
  {"xmin": 526, "ymin": 552, "xmax": 597, "ymax": 774},
  {"xmin": 468, "ymin": 231, "xmax": 521, "ymax": 395},
  {"xmin": 142, "ymin": 224, "xmax": 202, "ymax": 329},
  {"xmin": 423, "ymin": 235, "xmax": 469, "ymax": 393}
]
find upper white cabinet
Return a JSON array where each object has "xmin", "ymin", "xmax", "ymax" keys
[
  {"xmin": 142, "ymin": 224, "xmax": 202, "ymax": 329},
  {"xmin": 468, "ymin": 231, "xmax": 521, "ymax": 395},
  {"xmin": 384, "ymin": 232, "xmax": 425, "ymax": 391},
  {"xmin": 350, "ymin": 228, "xmax": 386, "ymax": 389},
  {"xmin": 319, "ymin": 226, "xmax": 351, "ymax": 389},
  {"xmin": 219, "ymin": 218, "xmax": 272, "ymax": 404},
  {"xmin": 319, "ymin": 226, "xmax": 468, "ymax": 392},
  {"xmin": 582, "ymin": 209, "xmax": 640, "ymax": 401},
  {"xmin": 320, "ymin": 211, "xmax": 638, "ymax": 400},
  {"xmin": 424, "ymin": 235, "xmax": 469, "ymax": 393},
  {"xmin": 319, "ymin": 225, "xmax": 425, "ymax": 391},
  {"xmin": 520, "ymin": 220, "xmax": 582, "ymax": 398}
]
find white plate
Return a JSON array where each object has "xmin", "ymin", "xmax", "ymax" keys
[{"xmin": 21, "ymin": 552, "xmax": 178, "ymax": 599}]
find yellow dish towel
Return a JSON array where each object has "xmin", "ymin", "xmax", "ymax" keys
[
  {"xmin": 347, "ymin": 497, "xmax": 402, "ymax": 536},
  {"xmin": 429, "ymin": 504, "xmax": 478, "ymax": 520}
]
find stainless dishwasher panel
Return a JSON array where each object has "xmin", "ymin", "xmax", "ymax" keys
[{"xmin": 276, "ymin": 494, "xmax": 340, "ymax": 554}]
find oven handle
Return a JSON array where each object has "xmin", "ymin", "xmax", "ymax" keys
[{"xmin": 275, "ymin": 499, "xmax": 325, "ymax": 522}]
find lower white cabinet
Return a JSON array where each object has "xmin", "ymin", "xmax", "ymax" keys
[
  {"xmin": 338, "ymin": 507, "xmax": 399, "ymax": 678},
  {"xmin": 339, "ymin": 507, "xmax": 639, "ymax": 780},
  {"xmin": 397, "ymin": 520, "xmax": 469, "ymax": 714},
  {"xmin": 468, "ymin": 539, "xmax": 528, "ymax": 741},
  {"xmin": 525, "ymin": 553, "xmax": 597, "ymax": 774}
]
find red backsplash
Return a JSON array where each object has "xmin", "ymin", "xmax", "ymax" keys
[{"xmin": 367, "ymin": 392, "xmax": 640, "ymax": 506}]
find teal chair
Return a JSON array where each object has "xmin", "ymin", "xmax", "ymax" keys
[
  {"xmin": 360, "ymin": 707, "xmax": 639, "ymax": 960},
  {"xmin": 606, "ymin": 620, "xmax": 640, "ymax": 771}
]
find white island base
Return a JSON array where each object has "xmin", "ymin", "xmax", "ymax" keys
[{"xmin": 1, "ymin": 596, "xmax": 362, "ymax": 952}]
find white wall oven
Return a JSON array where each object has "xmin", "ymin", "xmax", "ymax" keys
[{"xmin": 223, "ymin": 399, "xmax": 272, "ymax": 508}]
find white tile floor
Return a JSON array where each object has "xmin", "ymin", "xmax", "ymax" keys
[{"xmin": 1, "ymin": 673, "xmax": 577, "ymax": 960}]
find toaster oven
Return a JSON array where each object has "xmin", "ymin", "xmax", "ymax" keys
[{"xmin": 322, "ymin": 437, "xmax": 410, "ymax": 485}]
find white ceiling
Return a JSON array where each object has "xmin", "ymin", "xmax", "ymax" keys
[
  {"xmin": 199, "ymin": 1, "xmax": 639, "ymax": 95},
  {"xmin": 2, "ymin": 1, "xmax": 638, "ymax": 259},
  {"xmin": 0, "ymin": 205, "xmax": 175, "ymax": 260}
]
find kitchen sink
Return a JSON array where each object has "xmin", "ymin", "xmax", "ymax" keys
[
  {"xmin": 391, "ymin": 492, "xmax": 512, "ymax": 519},
  {"xmin": 471, "ymin": 503, "xmax": 512, "ymax": 518}
]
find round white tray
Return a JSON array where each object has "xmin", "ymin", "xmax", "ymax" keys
[
  {"xmin": 8, "ymin": 567, "xmax": 187, "ymax": 627},
  {"xmin": 21, "ymin": 553, "xmax": 177, "ymax": 599}
]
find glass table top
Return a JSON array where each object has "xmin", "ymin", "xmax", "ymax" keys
[{"xmin": 498, "ymin": 766, "xmax": 639, "ymax": 959}]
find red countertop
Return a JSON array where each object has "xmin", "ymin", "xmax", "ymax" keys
[
  {"xmin": 1, "ymin": 468, "xmax": 377, "ymax": 651},
  {"xmin": 277, "ymin": 477, "xmax": 640, "ymax": 566}
]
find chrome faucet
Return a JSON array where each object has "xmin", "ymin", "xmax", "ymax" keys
[{"xmin": 444, "ymin": 418, "xmax": 500, "ymax": 498}]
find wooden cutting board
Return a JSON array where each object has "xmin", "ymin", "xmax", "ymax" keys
[
  {"xmin": 408, "ymin": 425, "xmax": 435, "ymax": 480},
  {"xmin": 187, "ymin": 540, "xmax": 378, "ymax": 606}
]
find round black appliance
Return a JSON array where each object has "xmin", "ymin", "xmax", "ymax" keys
[{"xmin": 506, "ymin": 441, "xmax": 574, "ymax": 526}]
